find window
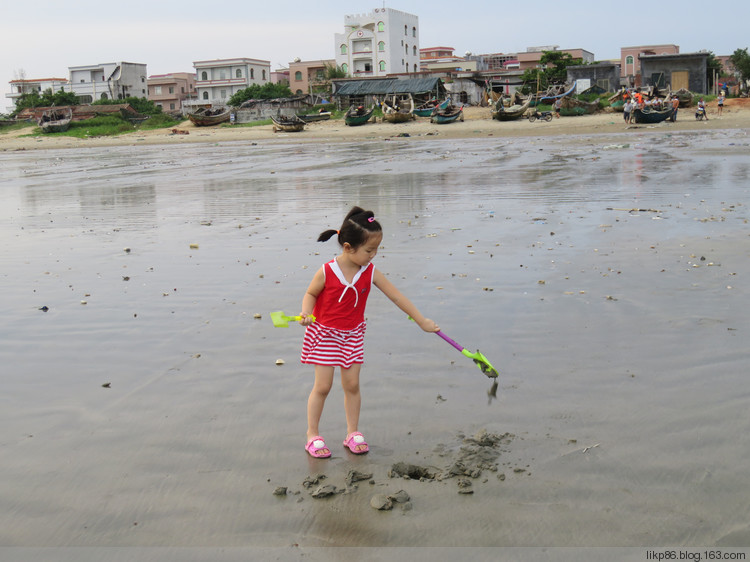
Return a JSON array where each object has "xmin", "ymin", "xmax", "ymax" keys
[
  {"xmin": 378, "ymin": 41, "xmax": 385, "ymax": 52},
  {"xmin": 262, "ymin": 70, "xmax": 266, "ymax": 80},
  {"xmin": 203, "ymin": 91, "xmax": 209, "ymax": 100},
  {"xmin": 295, "ymin": 71, "xmax": 302, "ymax": 81},
  {"xmin": 379, "ymin": 61, "xmax": 386, "ymax": 72},
  {"xmin": 378, "ymin": 21, "xmax": 384, "ymax": 32},
  {"xmin": 404, "ymin": 24, "xmax": 407, "ymax": 35},
  {"xmin": 201, "ymin": 71, "xmax": 208, "ymax": 80},
  {"xmin": 405, "ymin": 44, "xmax": 408, "ymax": 54},
  {"xmin": 250, "ymin": 68, "xmax": 254, "ymax": 79},
  {"xmin": 181, "ymin": 87, "xmax": 185, "ymax": 93},
  {"xmin": 413, "ymin": 46, "xmax": 417, "ymax": 56},
  {"xmin": 155, "ymin": 86, "xmax": 162, "ymax": 95},
  {"xmin": 236, "ymin": 69, "xmax": 242, "ymax": 78},
  {"xmin": 316, "ymin": 70, "xmax": 324, "ymax": 80},
  {"xmin": 220, "ymin": 71, "xmax": 226, "ymax": 80},
  {"xmin": 412, "ymin": 26, "xmax": 416, "ymax": 37},
  {"xmin": 296, "ymin": 89, "xmax": 303, "ymax": 95},
  {"xmin": 169, "ymin": 86, "xmax": 174, "ymax": 94},
  {"xmin": 342, "ymin": 63, "xmax": 348, "ymax": 74},
  {"xmin": 220, "ymin": 89, "xmax": 226, "ymax": 99},
  {"xmin": 340, "ymin": 44, "xmax": 348, "ymax": 55},
  {"xmin": 626, "ymin": 55, "xmax": 634, "ymax": 65},
  {"xmin": 170, "ymin": 103, "xmax": 175, "ymax": 110},
  {"xmin": 101, "ymin": 93, "xmax": 108, "ymax": 100}
]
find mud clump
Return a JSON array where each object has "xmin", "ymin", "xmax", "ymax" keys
[{"xmin": 388, "ymin": 462, "xmax": 439, "ymax": 481}]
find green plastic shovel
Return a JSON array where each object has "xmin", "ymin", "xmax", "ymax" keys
[
  {"xmin": 270, "ymin": 311, "xmax": 315, "ymax": 328},
  {"xmin": 437, "ymin": 330, "xmax": 499, "ymax": 378}
]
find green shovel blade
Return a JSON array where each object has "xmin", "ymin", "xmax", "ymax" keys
[
  {"xmin": 461, "ymin": 349, "xmax": 499, "ymax": 378},
  {"xmin": 270, "ymin": 311, "xmax": 314, "ymax": 328}
]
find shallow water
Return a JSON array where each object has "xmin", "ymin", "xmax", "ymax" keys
[{"xmin": 1, "ymin": 129, "xmax": 749, "ymax": 550}]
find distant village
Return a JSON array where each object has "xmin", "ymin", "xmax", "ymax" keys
[{"xmin": 4, "ymin": 6, "xmax": 743, "ymax": 119}]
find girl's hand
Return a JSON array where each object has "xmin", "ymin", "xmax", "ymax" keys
[
  {"xmin": 419, "ymin": 318, "xmax": 440, "ymax": 333},
  {"xmin": 299, "ymin": 313, "xmax": 315, "ymax": 327}
]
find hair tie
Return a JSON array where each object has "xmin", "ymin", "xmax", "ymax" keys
[
  {"xmin": 336, "ymin": 229, "xmax": 340, "ymax": 234},
  {"xmin": 367, "ymin": 217, "xmax": 375, "ymax": 223}
]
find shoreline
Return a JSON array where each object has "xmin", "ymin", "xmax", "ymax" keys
[{"xmin": 2, "ymin": 100, "xmax": 749, "ymax": 152}]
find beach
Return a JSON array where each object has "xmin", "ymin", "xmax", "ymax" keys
[
  {"xmin": 1, "ymin": 103, "xmax": 749, "ymax": 559},
  {"xmin": 2, "ymin": 98, "xmax": 750, "ymax": 151}
]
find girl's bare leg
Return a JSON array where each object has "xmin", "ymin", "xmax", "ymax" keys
[
  {"xmin": 307, "ymin": 365, "xmax": 335, "ymax": 453},
  {"xmin": 341, "ymin": 364, "xmax": 367, "ymax": 452}
]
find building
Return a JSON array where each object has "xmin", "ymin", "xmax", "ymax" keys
[
  {"xmin": 566, "ymin": 63, "xmax": 621, "ymax": 93},
  {"xmin": 147, "ymin": 73, "xmax": 196, "ymax": 114},
  {"xmin": 5, "ymin": 77, "xmax": 70, "ymax": 111},
  {"xmin": 335, "ymin": 7, "xmax": 420, "ymax": 77},
  {"xmin": 516, "ymin": 47, "xmax": 595, "ymax": 71},
  {"xmin": 288, "ymin": 59, "xmax": 335, "ymax": 97},
  {"xmin": 419, "ymin": 47, "xmax": 478, "ymax": 73},
  {"xmin": 69, "ymin": 62, "xmax": 147, "ymax": 103},
  {"xmin": 621, "ymin": 45, "xmax": 679, "ymax": 87},
  {"xmin": 191, "ymin": 58, "xmax": 271, "ymax": 109},
  {"xmin": 640, "ymin": 52, "xmax": 708, "ymax": 94}
]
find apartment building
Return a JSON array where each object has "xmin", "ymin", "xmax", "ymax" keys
[
  {"xmin": 289, "ymin": 59, "xmax": 335, "ymax": 96},
  {"xmin": 147, "ymin": 72, "xmax": 196, "ymax": 113},
  {"xmin": 5, "ymin": 77, "xmax": 69, "ymax": 111},
  {"xmin": 68, "ymin": 62, "xmax": 147, "ymax": 103},
  {"xmin": 621, "ymin": 44, "xmax": 679, "ymax": 87},
  {"xmin": 334, "ymin": 7, "xmax": 420, "ymax": 77},
  {"xmin": 191, "ymin": 58, "xmax": 271, "ymax": 108}
]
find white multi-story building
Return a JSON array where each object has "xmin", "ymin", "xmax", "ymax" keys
[
  {"xmin": 68, "ymin": 62, "xmax": 147, "ymax": 103},
  {"xmin": 5, "ymin": 77, "xmax": 70, "ymax": 112},
  {"xmin": 190, "ymin": 58, "xmax": 271, "ymax": 108},
  {"xmin": 334, "ymin": 7, "xmax": 420, "ymax": 78}
]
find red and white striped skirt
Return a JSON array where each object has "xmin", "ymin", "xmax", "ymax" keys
[{"xmin": 300, "ymin": 321, "xmax": 366, "ymax": 368}]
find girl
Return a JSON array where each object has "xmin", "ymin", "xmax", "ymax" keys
[{"xmin": 299, "ymin": 206, "xmax": 439, "ymax": 458}]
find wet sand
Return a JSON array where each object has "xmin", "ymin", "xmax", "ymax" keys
[{"xmin": 1, "ymin": 119, "xmax": 749, "ymax": 557}]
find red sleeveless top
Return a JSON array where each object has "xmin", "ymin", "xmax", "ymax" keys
[{"xmin": 312, "ymin": 259, "xmax": 374, "ymax": 331}]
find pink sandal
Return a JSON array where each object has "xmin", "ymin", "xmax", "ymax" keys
[
  {"xmin": 343, "ymin": 432, "xmax": 369, "ymax": 454},
  {"xmin": 305, "ymin": 436, "xmax": 331, "ymax": 458}
]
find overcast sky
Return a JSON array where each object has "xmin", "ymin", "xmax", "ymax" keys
[{"xmin": 2, "ymin": 0, "xmax": 747, "ymax": 111}]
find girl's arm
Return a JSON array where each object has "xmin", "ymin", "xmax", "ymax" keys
[
  {"xmin": 300, "ymin": 267, "xmax": 324, "ymax": 326},
  {"xmin": 373, "ymin": 268, "xmax": 439, "ymax": 332}
]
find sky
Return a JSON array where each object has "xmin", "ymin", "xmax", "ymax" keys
[{"xmin": 3, "ymin": 0, "xmax": 748, "ymax": 112}]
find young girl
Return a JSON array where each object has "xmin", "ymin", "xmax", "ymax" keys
[{"xmin": 299, "ymin": 206, "xmax": 439, "ymax": 458}]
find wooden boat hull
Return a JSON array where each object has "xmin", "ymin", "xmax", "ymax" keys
[
  {"xmin": 492, "ymin": 98, "xmax": 531, "ymax": 121},
  {"xmin": 430, "ymin": 107, "xmax": 463, "ymax": 124},
  {"xmin": 297, "ymin": 112, "xmax": 331, "ymax": 123},
  {"xmin": 673, "ymin": 88, "xmax": 693, "ymax": 108},
  {"xmin": 38, "ymin": 108, "xmax": 73, "ymax": 133},
  {"xmin": 560, "ymin": 97, "xmax": 599, "ymax": 116},
  {"xmin": 271, "ymin": 115, "xmax": 306, "ymax": 132},
  {"xmin": 344, "ymin": 107, "xmax": 374, "ymax": 126},
  {"xmin": 382, "ymin": 112, "xmax": 414, "ymax": 123},
  {"xmin": 633, "ymin": 107, "xmax": 674, "ymax": 124},
  {"xmin": 188, "ymin": 108, "xmax": 231, "ymax": 126},
  {"xmin": 414, "ymin": 98, "xmax": 450, "ymax": 117}
]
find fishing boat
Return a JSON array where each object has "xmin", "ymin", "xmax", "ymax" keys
[
  {"xmin": 608, "ymin": 90, "xmax": 626, "ymax": 112},
  {"xmin": 538, "ymin": 82, "xmax": 577, "ymax": 103},
  {"xmin": 430, "ymin": 103, "xmax": 463, "ymax": 124},
  {"xmin": 271, "ymin": 114, "xmax": 306, "ymax": 132},
  {"xmin": 672, "ymin": 88, "xmax": 693, "ymax": 108},
  {"xmin": 381, "ymin": 94, "xmax": 415, "ymax": 123},
  {"xmin": 38, "ymin": 107, "xmax": 73, "ymax": 133},
  {"xmin": 633, "ymin": 106, "xmax": 674, "ymax": 124},
  {"xmin": 414, "ymin": 98, "xmax": 450, "ymax": 117},
  {"xmin": 559, "ymin": 96, "xmax": 600, "ymax": 116},
  {"xmin": 188, "ymin": 107, "xmax": 231, "ymax": 126},
  {"xmin": 344, "ymin": 105, "xmax": 374, "ymax": 126},
  {"xmin": 296, "ymin": 111, "xmax": 331, "ymax": 123},
  {"xmin": 491, "ymin": 96, "xmax": 531, "ymax": 121}
]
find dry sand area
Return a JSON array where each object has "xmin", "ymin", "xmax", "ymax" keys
[{"xmin": 2, "ymin": 98, "xmax": 750, "ymax": 151}]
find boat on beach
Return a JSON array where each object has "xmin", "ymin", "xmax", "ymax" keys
[
  {"xmin": 271, "ymin": 114, "xmax": 306, "ymax": 132},
  {"xmin": 344, "ymin": 105, "xmax": 374, "ymax": 126},
  {"xmin": 430, "ymin": 103, "xmax": 464, "ymax": 124},
  {"xmin": 188, "ymin": 107, "xmax": 231, "ymax": 126},
  {"xmin": 559, "ymin": 96, "xmax": 600, "ymax": 116},
  {"xmin": 491, "ymin": 95, "xmax": 531, "ymax": 121},
  {"xmin": 296, "ymin": 111, "xmax": 331, "ymax": 123},
  {"xmin": 671, "ymin": 88, "xmax": 694, "ymax": 108},
  {"xmin": 414, "ymin": 98, "xmax": 449, "ymax": 117},
  {"xmin": 38, "ymin": 107, "xmax": 73, "ymax": 133},
  {"xmin": 633, "ymin": 106, "xmax": 674, "ymax": 124},
  {"xmin": 381, "ymin": 94, "xmax": 415, "ymax": 123}
]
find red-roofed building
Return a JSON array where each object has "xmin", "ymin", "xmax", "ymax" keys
[{"xmin": 6, "ymin": 77, "xmax": 70, "ymax": 111}]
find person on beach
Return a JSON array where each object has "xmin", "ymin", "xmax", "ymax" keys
[
  {"xmin": 299, "ymin": 206, "xmax": 439, "ymax": 458},
  {"xmin": 671, "ymin": 96, "xmax": 679, "ymax": 121},
  {"xmin": 717, "ymin": 92, "xmax": 725, "ymax": 116},
  {"xmin": 697, "ymin": 98, "xmax": 709, "ymax": 120},
  {"xmin": 623, "ymin": 99, "xmax": 632, "ymax": 124},
  {"xmin": 554, "ymin": 97, "xmax": 562, "ymax": 118}
]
